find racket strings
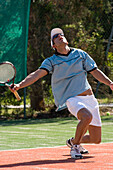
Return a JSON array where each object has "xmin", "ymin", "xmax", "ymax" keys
[{"xmin": 0, "ymin": 64, "xmax": 15, "ymax": 83}]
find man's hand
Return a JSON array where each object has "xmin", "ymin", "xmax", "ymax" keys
[
  {"xmin": 110, "ymin": 82, "xmax": 113, "ymax": 91},
  {"xmin": 8, "ymin": 84, "xmax": 20, "ymax": 93}
]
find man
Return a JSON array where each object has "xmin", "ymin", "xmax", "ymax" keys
[{"xmin": 10, "ymin": 28, "xmax": 113, "ymax": 159}]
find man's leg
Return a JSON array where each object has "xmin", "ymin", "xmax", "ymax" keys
[
  {"xmin": 71, "ymin": 108, "xmax": 92, "ymax": 145},
  {"xmin": 69, "ymin": 108, "xmax": 92, "ymax": 158},
  {"xmin": 80, "ymin": 125, "xmax": 101, "ymax": 144}
]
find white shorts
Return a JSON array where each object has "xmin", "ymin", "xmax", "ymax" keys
[{"xmin": 66, "ymin": 95, "xmax": 101, "ymax": 127}]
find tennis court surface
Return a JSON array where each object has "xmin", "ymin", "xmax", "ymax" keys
[{"xmin": 0, "ymin": 143, "xmax": 113, "ymax": 170}]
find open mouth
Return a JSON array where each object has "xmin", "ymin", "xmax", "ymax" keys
[{"xmin": 59, "ymin": 37, "xmax": 63, "ymax": 41}]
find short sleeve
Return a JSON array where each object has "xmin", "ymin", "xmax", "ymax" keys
[
  {"xmin": 82, "ymin": 51, "xmax": 97, "ymax": 72},
  {"xmin": 39, "ymin": 58, "xmax": 53, "ymax": 73}
]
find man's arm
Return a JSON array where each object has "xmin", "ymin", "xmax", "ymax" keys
[
  {"xmin": 90, "ymin": 68, "xmax": 113, "ymax": 90},
  {"xmin": 10, "ymin": 69, "xmax": 48, "ymax": 92}
]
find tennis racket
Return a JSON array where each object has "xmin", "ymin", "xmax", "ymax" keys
[{"xmin": 0, "ymin": 61, "xmax": 21, "ymax": 101}]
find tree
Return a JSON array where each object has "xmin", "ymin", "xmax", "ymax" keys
[{"xmin": 28, "ymin": 0, "xmax": 113, "ymax": 110}]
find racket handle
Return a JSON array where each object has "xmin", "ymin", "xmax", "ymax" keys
[
  {"xmin": 13, "ymin": 90, "xmax": 21, "ymax": 101},
  {"xmin": 5, "ymin": 83, "xmax": 21, "ymax": 101}
]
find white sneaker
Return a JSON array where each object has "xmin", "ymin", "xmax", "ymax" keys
[
  {"xmin": 66, "ymin": 137, "xmax": 89, "ymax": 154},
  {"xmin": 70, "ymin": 145, "xmax": 83, "ymax": 159},
  {"xmin": 78, "ymin": 145, "xmax": 89, "ymax": 154}
]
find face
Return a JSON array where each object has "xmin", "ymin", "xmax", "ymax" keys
[{"xmin": 52, "ymin": 33, "xmax": 68, "ymax": 48}]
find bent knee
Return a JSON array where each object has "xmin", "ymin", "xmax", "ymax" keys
[
  {"xmin": 86, "ymin": 113, "xmax": 93, "ymax": 123},
  {"xmin": 78, "ymin": 108, "xmax": 93, "ymax": 124},
  {"xmin": 95, "ymin": 138, "xmax": 101, "ymax": 144},
  {"xmin": 92, "ymin": 137, "xmax": 101, "ymax": 144}
]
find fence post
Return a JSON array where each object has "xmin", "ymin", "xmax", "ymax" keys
[
  {"xmin": 24, "ymin": 87, "xmax": 26, "ymax": 118},
  {"xmin": 95, "ymin": 26, "xmax": 113, "ymax": 97}
]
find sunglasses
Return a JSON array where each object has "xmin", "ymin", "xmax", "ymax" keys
[{"xmin": 52, "ymin": 33, "xmax": 64, "ymax": 40}]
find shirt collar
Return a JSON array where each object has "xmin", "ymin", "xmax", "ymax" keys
[{"xmin": 55, "ymin": 48, "xmax": 72, "ymax": 56}]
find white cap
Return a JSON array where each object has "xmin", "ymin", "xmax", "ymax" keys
[{"xmin": 51, "ymin": 28, "xmax": 64, "ymax": 47}]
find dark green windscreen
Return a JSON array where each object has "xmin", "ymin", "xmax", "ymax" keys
[{"xmin": 0, "ymin": 0, "xmax": 31, "ymax": 84}]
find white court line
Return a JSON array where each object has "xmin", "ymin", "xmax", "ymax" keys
[
  {"xmin": 1, "ymin": 103, "xmax": 113, "ymax": 108},
  {"xmin": 0, "ymin": 142, "xmax": 113, "ymax": 152}
]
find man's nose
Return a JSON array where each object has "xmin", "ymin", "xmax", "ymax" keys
[{"xmin": 58, "ymin": 34, "xmax": 62, "ymax": 37}]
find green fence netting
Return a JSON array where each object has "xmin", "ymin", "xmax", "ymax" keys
[{"xmin": 0, "ymin": 0, "xmax": 31, "ymax": 84}]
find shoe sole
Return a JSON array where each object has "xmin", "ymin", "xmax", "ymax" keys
[
  {"xmin": 71, "ymin": 155, "xmax": 83, "ymax": 159},
  {"xmin": 80, "ymin": 151, "xmax": 89, "ymax": 154}
]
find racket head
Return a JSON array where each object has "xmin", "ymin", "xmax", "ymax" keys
[{"xmin": 0, "ymin": 61, "xmax": 16, "ymax": 84}]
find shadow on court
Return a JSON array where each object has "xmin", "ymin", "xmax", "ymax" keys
[
  {"xmin": 0, "ymin": 143, "xmax": 113, "ymax": 169},
  {"xmin": 0, "ymin": 156, "xmax": 94, "ymax": 168}
]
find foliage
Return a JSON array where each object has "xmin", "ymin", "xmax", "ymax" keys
[
  {"xmin": 105, "ymin": 52, "xmax": 113, "ymax": 79},
  {"xmin": 27, "ymin": 0, "xmax": 113, "ymax": 112},
  {"xmin": 65, "ymin": 22, "xmax": 105, "ymax": 66},
  {"xmin": 106, "ymin": 52, "xmax": 113, "ymax": 67}
]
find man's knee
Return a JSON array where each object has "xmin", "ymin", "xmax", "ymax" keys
[
  {"xmin": 89, "ymin": 126, "xmax": 101, "ymax": 144},
  {"xmin": 77, "ymin": 108, "xmax": 92, "ymax": 124},
  {"xmin": 94, "ymin": 137, "xmax": 101, "ymax": 144}
]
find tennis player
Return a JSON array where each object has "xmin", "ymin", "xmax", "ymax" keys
[{"xmin": 10, "ymin": 28, "xmax": 113, "ymax": 159}]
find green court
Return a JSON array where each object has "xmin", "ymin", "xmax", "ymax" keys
[{"xmin": 0, "ymin": 116, "xmax": 113, "ymax": 150}]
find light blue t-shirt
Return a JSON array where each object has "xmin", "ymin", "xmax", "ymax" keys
[{"xmin": 39, "ymin": 48, "xmax": 97, "ymax": 111}]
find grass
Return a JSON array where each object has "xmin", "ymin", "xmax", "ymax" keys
[
  {"xmin": 97, "ymin": 97, "xmax": 113, "ymax": 104},
  {"xmin": 0, "ymin": 116, "xmax": 113, "ymax": 150}
]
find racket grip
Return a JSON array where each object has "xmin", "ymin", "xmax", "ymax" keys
[{"xmin": 14, "ymin": 90, "xmax": 21, "ymax": 101}]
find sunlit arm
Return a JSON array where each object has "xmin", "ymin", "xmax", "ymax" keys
[
  {"xmin": 90, "ymin": 68, "xmax": 113, "ymax": 90},
  {"xmin": 15, "ymin": 69, "xmax": 48, "ymax": 91}
]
